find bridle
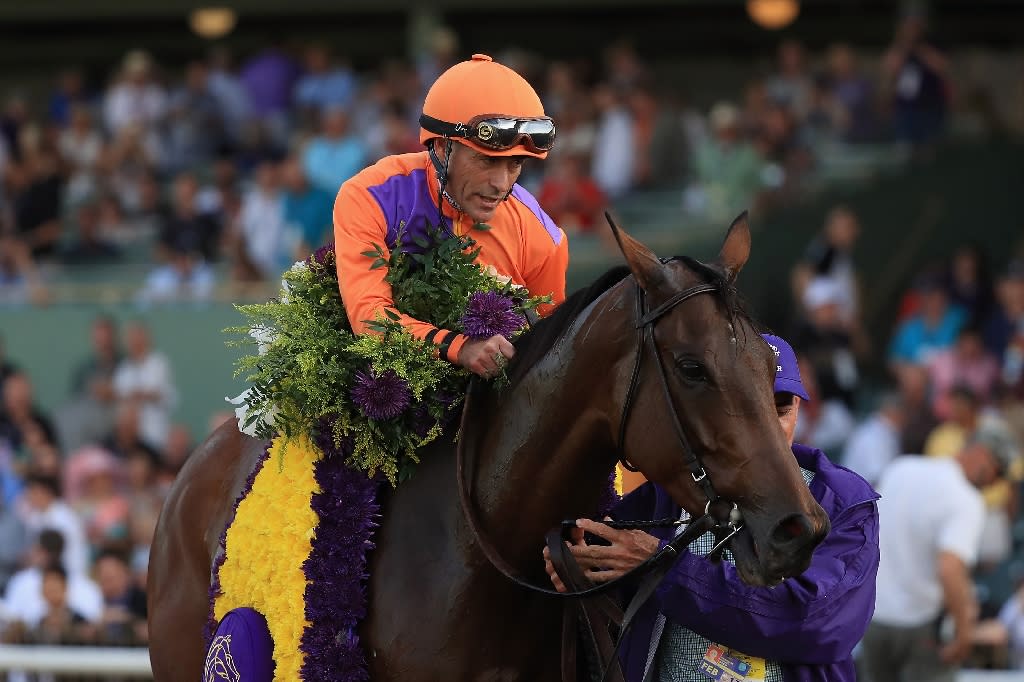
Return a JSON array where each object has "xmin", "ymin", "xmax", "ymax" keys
[
  {"xmin": 456, "ymin": 268, "xmax": 753, "ymax": 675},
  {"xmin": 616, "ymin": 262, "xmax": 744, "ymax": 553},
  {"xmin": 456, "ymin": 264, "xmax": 745, "ymax": 593}
]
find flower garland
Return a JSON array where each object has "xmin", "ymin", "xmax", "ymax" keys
[
  {"xmin": 230, "ymin": 226, "xmax": 550, "ymax": 485},
  {"xmin": 212, "ymin": 436, "xmax": 320, "ymax": 681}
]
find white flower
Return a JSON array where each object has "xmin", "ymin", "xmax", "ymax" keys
[
  {"xmin": 483, "ymin": 264, "xmax": 524, "ymax": 290},
  {"xmin": 226, "ymin": 388, "xmax": 279, "ymax": 438},
  {"xmin": 249, "ymin": 325, "xmax": 276, "ymax": 356}
]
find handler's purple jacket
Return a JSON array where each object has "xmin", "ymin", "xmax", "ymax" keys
[{"xmin": 613, "ymin": 444, "xmax": 880, "ymax": 682}]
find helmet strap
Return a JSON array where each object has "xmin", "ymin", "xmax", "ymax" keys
[{"xmin": 428, "ymin": 137, "xmax": 464, "ymax": 217}]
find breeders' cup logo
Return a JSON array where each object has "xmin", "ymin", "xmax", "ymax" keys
[{"xmin": 769, "ymin": 343, "xmax": 782, "ymax": 374}]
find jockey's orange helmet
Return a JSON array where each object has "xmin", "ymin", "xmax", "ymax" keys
[{"xmin": 419, "ymin": 54, "xmax": 555, "ymax": 159}]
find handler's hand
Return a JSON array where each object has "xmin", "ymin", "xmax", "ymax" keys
[
  {"xmin": 457, "ymin": 334, "xmax": 515, "ymax": 378},
  {"xmin": 543, "ymin": 517, "xmax": 660, "ymax": 592}
]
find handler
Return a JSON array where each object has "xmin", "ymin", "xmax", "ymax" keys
[
  {"xmin": 332, "ymin": 53, "xmax": 568, "ymax": 378},
  {"xmin": 546, "ymin": 333, "xmax": 880, "ymax": 682}
]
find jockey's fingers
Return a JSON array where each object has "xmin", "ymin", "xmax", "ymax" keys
[{"xmin": 495, "ymin": 335, "xmax": 515, "ymax": 358}]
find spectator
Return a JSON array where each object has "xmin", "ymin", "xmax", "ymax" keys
[
  {"xmin": 93, "ymin": 549, "xmax": 147, "ymax": 646},
  {"xmin": 791, "ymin": 277, "xmax": 860, "ymax": 408},
  {"xmin": 102, "ymin": 403, "xmax": 162, "ymax": 467},
  {"xmin": 238, "ymin": 44, "xmax": 301, "ymax": 147},
  {"xmin": 0, "ymin": 371, "xmax": 57, "ymax": 453},
  {"xmin": 112, "ymin": 322, "xmax": 177, "ymax": 450},
  {"xmin": 826, "ymin": 43, "xmax": 878, "ymax": 143},
  {"xmin": 842, "ymin": 392, "xmax": 905, "ymax": 487},
  {"xmin": 766, "ymin": 39, "xmax": 813, "ymax": 119},
  {"xmin": 793, "ymin": 351, "xmax": 855, "ymax": 456},
  {"xmin": 280, "ymin": 155, "xmax": 333, "ymax": 258},
  {"xmin": 943, "ymin": 243, "xmax": 995, "ymax": 326},
  {"xmin": 48, "ymin": 68, "xmax": 89, "ymax": 129},
  {"xmin": 26, "ymin": 564, "xmax": 93, "ymax": 645},
  {"xmin": 9, "ymin": 144, "xmax": 64, "ymax": 260},
  {"xmin": 888, "ymin": 275, "xmax": 967, "ymax": 370},
  {"xmin": 0, "ymin": 237, "xmax": 39, "ymax": 305},
  {"xmin": 589, "ymin": 83, "xmax": 635, "ymax": 200},
  {"xmin": 998, "ymin": 584, "xmax": 1024, "ymax": 670},
  {"xmin": 157, "ymin": 172, "xmax": 222, "ymax": 264},
  {"xmin": 102, "ymin": 49, "xmax": 167, "ymax": 137},
  {"xmin": 924, "ymin": 384, "xmax": 982, "ymax": 458},
  {"xmin": 927, "ymin": 327, "xmax": 1000, "ymax": 420},
  {"xmin": 56, "ymin": 315, "xmax": 122, "ymax": 452},
  {"xmin": 61, "ymin": 200, "xmax": 121, "ymax": 265},
  {"xmin": 536, "ymin": 153, "xmax": 606, "ymax": 235},
  {"xmin": 301, "ymin": 106, "xmax": 368, "ymax": 195},
  {"xmin": 895, "ymin": 363, "xmax": 939, "ymax": 454},
  {"xmin": 983, "ymin": 260, "xmax": 1024, "ymax": 363},
  {"xmin": 205, "ymin": 46, "xmax": 251, "ymax": 147},
  {"xmin": 66, "ymin": 447, "xmax": 130, "ymax": 556},
  {"xmin": 882, "ymin": 11, "xmax": 951, "ymax": 149},
  {"xmin": 3, "ymin": 529, "xmax": 102, "ymax": 626},
  {"xmin": 686, "ymin": 101, "xmax": 764, "ymax": 224},
  {"xmin": 57, "ymin": 104, "xmax": 104, "ymax": 207},
  {"xmin": 293, "ymin": 44, "xmax": 358, "ymax": 125},
  {"xmin": 164, "ymin": 60, "xmax": 224, "ymax": 173},
  {"xmin": 233, "ymin": 159, "xmax": 290, "ymax": 280},
  {"xmin": 802, "ymin": 205, "xmax": 862, "ymax": 327},
  {"xmin": 862, "ymin": 419, "xmax": 1020, "ymax": 681},
  {"xmin": 16, "ymin": 474, "xmax": 90, "ymax": 578},
  {"xmin": 0, "ymin": 495, "xmax": 26, "ymax": 589}
]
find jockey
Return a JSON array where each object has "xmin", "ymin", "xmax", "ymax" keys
[
  {"xmin": 332, "ymin": 54, "xmax": 569, "ymax": 379},
  {"xmin": 546, "ymin": 334, "xmax": 881, "ymax": 682}
]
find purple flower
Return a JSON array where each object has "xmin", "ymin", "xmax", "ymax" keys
[
  {"xmin": 350, "ymin": 368, "xmax": 411, "ymax": 420},
  {"xmin": 308, "ymin": 243, "xmax": 337, "ymax": 271},
  {"xmin": 460, "ymin": 291, "xmax": 526, "ymax": 340}
]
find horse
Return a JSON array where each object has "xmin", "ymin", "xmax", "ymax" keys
[{"xmin": 148, "ymin": 214, "xmax": 830, "ymax": 681}]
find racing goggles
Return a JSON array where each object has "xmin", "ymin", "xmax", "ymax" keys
[{"xmin": 421, "ymin": 113, "xmax": 556, "ymax": 153}]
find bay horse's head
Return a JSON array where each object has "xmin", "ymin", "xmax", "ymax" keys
[{"xmin": 610, "ymin": 213, "xmax": 829, "ymax": 586}]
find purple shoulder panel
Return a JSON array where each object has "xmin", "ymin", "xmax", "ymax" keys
[
  {"xmin": 365, "ymin": 168, "xmax": 452, "ymax": 251},
  {"xmin": 509, "ymin": 184, "xmax": 563, "ymax": 245}
]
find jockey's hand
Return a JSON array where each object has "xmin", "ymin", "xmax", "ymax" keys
[
  {"xmin": 543, "ymin": 518, "xmax": 660, "ymax": 590},
  {"xmin": 457, "ymin": 334, "xmax": 515, "ymax": 379}
]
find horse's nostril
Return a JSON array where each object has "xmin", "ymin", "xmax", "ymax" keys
[{"xmin": 770, "ymin": 513, "xmax": 813, "ymax": 546}]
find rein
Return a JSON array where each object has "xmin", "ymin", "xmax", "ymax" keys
[{"xmin": 455, "ymin": 274, "xmax": 746, "ymax": 682}]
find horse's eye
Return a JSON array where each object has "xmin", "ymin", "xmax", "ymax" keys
[{"xmin": 676, "ymin": 360, "xmax": 707, "ymax": 383}]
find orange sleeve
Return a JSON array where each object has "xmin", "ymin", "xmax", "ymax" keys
[
  {"xmin": 333, "ymin": 180, "xmax": 468, "ymax": 362},
  {"xmin": 523, "ymin": 228, "xmax": 570, "ymax": 317}
]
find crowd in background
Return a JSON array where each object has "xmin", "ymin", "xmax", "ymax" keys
[
  {"xmin": 0, "ymin": 6, "xmax": 1023, "ymax": 677},
  {"xmin": 0, "ymin": 12, "xmax": 1001, "ymax": 306}
]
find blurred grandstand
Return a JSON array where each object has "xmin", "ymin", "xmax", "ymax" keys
[{"xmin": 0, "ymin": 0, "xmax": 1023, "ymax": 677}]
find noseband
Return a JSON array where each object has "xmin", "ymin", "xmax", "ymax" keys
[{"xmin": 617, "ymin": 271, "xmax": 744, "ymax": 552}]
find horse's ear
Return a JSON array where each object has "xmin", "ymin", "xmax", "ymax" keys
[
  {"xmin": 716, "ymin": 211, "xmax": 751, "ymax": 283},
  {"xmin": 605, "ymin": 212, "xmax": 666, "ymax": 292}
]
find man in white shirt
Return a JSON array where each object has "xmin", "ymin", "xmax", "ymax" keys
[
  {"xmin": 861, "ymin": 418, "xmax": 1020, "ymax": 682},
  {"xmin": 15, "ymin": 475, "xmax": 90, "ymax": 579},
  {"xmin": 842, "ymin": 392, "xmax": 905, "ymax": 486},
  {"xmin": 3, "ymin": 528, "xmax": 102, "ymax": 626},
  {"xmin": 112, "ymin": 322, "xmax": 177, "ymax": 450}
]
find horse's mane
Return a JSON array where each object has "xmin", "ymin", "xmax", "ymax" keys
[
  {"xmin": 506, "ymin": 266, "xmax": 632, "ymax": 386},
  {"xmin": 505, "ymin": 255, "xmax": 758, "ymax": 389}
]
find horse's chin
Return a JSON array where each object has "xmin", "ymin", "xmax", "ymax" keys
[{"xmin": 727, "ymin": 529, "xmax": 787, "ymax": 587}]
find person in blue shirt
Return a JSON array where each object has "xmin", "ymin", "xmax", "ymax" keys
[
  {"xmin": 888, "ymin": 276, "xmax": 966, "ymax": 371},
  {"xmin": 545, "ymin": 333, "xmax": 880, "ymax": 682},
  {"xmin": 280, "ymin": 156, "xmax": 333, "ymax": 256}
]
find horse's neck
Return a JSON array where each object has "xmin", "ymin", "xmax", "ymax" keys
[{"xmin": 470, "ymin": 294, "xmax": 625, "ymax": 566}]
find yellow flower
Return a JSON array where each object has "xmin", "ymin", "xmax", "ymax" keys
[{"xmin": 214, "ymin": 435, "xmax": 322, "ymax": 681}]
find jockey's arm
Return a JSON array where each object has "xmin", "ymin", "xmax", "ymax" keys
[{"xmin": 333, "ymin": 180, "xmax": 470, "ymax": 364}]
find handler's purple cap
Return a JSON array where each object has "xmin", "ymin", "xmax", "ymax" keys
[
  {"xmin": 761, "ymin": 333, "xmax": 810, "ymax": 401},
  {"xmin": 204, "ymin": 607, "xmax": 275, "ymax": 682}
]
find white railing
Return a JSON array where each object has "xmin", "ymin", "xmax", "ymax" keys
[
  {"xmin": 0, "ymin": 645, "xmax": 152, "ymax": 676},
  {"xmin": 0, "ymin": 646, "xmax": 1016, "ymax": 681}
]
